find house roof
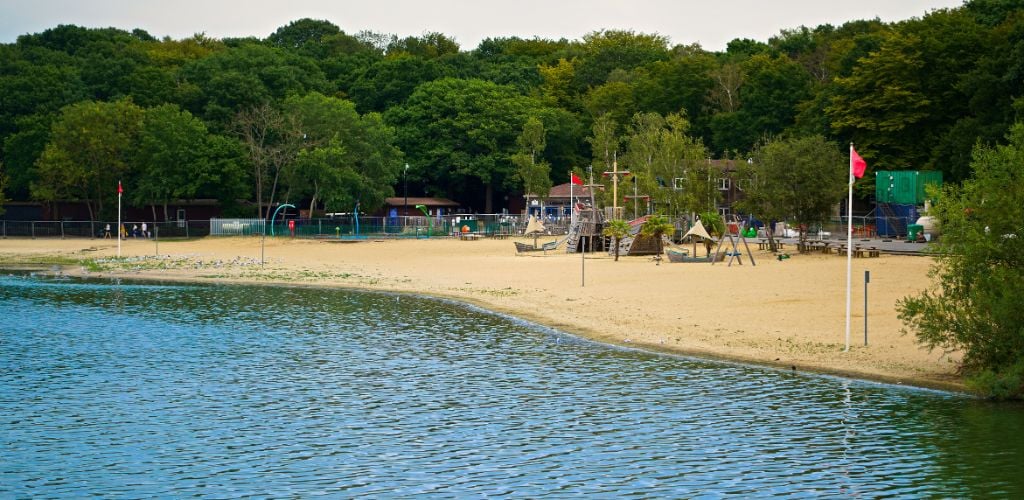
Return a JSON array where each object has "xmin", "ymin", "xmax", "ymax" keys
[
  {"xmin": 384, "ymin": 197, "xmax": 460, "ymax": 207},
  {"xmin": 542, "ymin": 182, "xmax": 597, "ymax": 199}
]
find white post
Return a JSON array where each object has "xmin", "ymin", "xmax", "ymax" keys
[
  {"xmin": 844, "ymin": 144, "xmax": 854, "ymax": 352},
  {"xmin": 117, "ymin": 181, "xmax": 122, "ymax": 257}
]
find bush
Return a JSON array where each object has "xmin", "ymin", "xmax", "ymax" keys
[{"xmin": 897, "ymin": 124, "xmax": 1024, "ymax": 399}]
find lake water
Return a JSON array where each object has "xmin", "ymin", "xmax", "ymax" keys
[{"xmin": 2, "ymin": 273, "xmax": 1023, "ymax": 497}]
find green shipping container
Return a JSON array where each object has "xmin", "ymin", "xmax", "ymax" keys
[{"xmin": 875, "ymin": 170, "xmax": 943, "ymax": 204}]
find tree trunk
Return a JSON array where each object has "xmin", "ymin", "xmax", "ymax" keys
[
  {"xmin": 484, "ymin": 182, "xmax": 493, "ymax": 213},
  {"xmin": 614, "ymin": 236, "xmax": 620, "ymax": 261},
  {"xmin": 163, "ymin": 203, "xmax": 169, "ymax": 222}
]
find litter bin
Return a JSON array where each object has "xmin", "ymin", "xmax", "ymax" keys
[{"xmin": 907, "ymin": 224, "xmax": 923, "ymax": 242}]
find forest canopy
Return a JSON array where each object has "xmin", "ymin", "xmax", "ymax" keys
[{"xmin": 1, "ymin": 1, "xmax": 1022, "ymax": 219}]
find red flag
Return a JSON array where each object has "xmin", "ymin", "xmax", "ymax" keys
[
  {"xmin": 851, "ymin": 147, "xmax": 867, "ymax": 179},
  {"xmin": 570, "ymin": 172, "xmax": 583, "ymax": 185},
  {"xmin": 118, "ymin": 181, "xmax": 123, "ymax": 195}
]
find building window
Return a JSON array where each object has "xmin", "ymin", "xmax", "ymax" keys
[
  {"xmin": 672, "ymin": 177, "xmax": 686, "ymax": 190},
  {"xmin": 718, "ymin": 207, "xmax": 729, "ymax": 217},
  {"xmin": 717, "ymin": 178, "xmax": 731, "ymax": 190}
]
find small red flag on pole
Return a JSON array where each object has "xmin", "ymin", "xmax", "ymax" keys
[
  {"xmin": 570, "ymin": 172, "xmax": 583, "ymax": 185},
  {"xmin": 118, "ymin": 181, "xmax": 123, "ymax": 195},
  {"xmin": 851, "ymin": 147, "xmax": 867, "ymax": 179}
]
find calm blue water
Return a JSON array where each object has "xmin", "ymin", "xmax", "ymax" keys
[{"xmin": 2, "ymin": 273, "xmax": 1023, "ymax": 497}]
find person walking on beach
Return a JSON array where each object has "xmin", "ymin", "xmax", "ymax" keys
[
  {"xmin": 141, "ymin": 222, "xmax": 148, "ymax": 238},
  {"xmin": 104, "ymin": 224, "xmax": 111, "ymax": 238}
]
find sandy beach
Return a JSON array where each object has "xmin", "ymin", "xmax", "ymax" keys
[{"xmin": 0, "ymin": 235, "xmax": 962, "ymax": 391}]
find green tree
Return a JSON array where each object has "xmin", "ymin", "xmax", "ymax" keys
[
  {"xmin": 386, "ymin": 78, "xmax": 544, "ymax": 212},
  {"xmin": 32, "ymin": 99, "xmax": 143, "ymax": 221},
  {"xmin": 387, "ymin": 32, "xmax": 460, "ymax": 58},
  {"xmin": 512, "ymin": 117, "xmax": 552, "ymax": 213},
  {"xmin": 737, "ymin": 135, "xmax": 845, "ymax": 247},
  {"xmin": 348, "ymin": 55, "xmax": 444, "ymax": 112},
  {"xmin": 0, "ymin": 160, "xmax": 8, "ymax": 215},
  {"xmin": 180, "ymin": 42, "xmax": 327, "ymax": 128},
  {"xmin": 232, "ymin": 102, "xmax": 303, "ymax": 217},
  {"xmin": 621, "ymin": 111, "xmax": 710, "ymax": 218},
  {"xmin": 283, "ymin": 92, "xmax": 402, "ymax": 214},
  {"xmin": 897, "ymin": 124, "xmax": 1024, "ymax": 399},
  {"xmin": 587, "ymin": 112, "xmax": 621, "ymax": 208},
  {"xmin": 132, "ymin": 104, "xmax": 245, "ymax": 221},
  {"xmin": 266, "ymin": 18, "xmax": 342, "ymax": 58},
  {"xmin": 602, "ymin": 218, "xmax": 632, "ymax": 261},
  {"xmin": 583, "ymin": 80, "xmax": 636, "ymax": 125},
  {"xmin": 640, "ymin": 213, "xmax": 675, "ymax": 257},
  {"xmin": 574, "ymin": 30, "xmax": 670, "ymax": 88}
]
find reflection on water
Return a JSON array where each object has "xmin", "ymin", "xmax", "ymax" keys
[{"xmin": 1, "ymin": 273, "xmax": 1022, "ymax": 497}]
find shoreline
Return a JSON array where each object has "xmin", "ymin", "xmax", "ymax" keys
[{"xmin": 0, "ymin": 236, "xmax": 967, "ymax": 394}]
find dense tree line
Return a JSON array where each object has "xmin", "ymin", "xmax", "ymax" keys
[{"xmin": 1, "ymin": 1, "xmax": 1022, "ymax": 220}]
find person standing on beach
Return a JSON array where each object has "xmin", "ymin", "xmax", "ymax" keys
[
  {"xmin": 104, "ymin": 224, "xmax": 111, "ymax": 238},
  {"xmin": 141, "ymin": 222, "xmax": 148, "ymax": 238}
]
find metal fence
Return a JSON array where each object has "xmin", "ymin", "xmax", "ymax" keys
[
  {"xmin": 0, "ymin": 212, "xmax": 922, "ymax": 241},
  {"xmin": 0, "ymin": 215, "xmax": 540, "ymax": 240},
  {"xmin": 0, "ymin": 220, "xmax": 213, "ymax": 239}
]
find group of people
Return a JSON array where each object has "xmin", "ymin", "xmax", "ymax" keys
[{"xmin": 102, "ymin": 222, "xmax": 150, "ymax": 239}]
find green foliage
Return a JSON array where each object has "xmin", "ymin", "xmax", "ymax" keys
[
  {"xmin": 738, "ymin": 135, "xmax": 845, "ymax": 241},
  {"xmin": 574, "ymin": 30, "xmax": 670, "ymax": 88},
  {"xmin": 0, "ymin": 160, "xmax": 7, "ymax": 215},
  {"xmin": 640, "ymin": 213, "xmax": 675, "ymax": 255},
  {"xmin": 283, "ymin": 92, "xmax": 402, "ymax": 214},
  {"xmin": 32, "ymin": 99, "xmax": 144, "ymax": 220},
  {"xmin": 513, "ymin": 117, "xmax": 552, "ymax": 205},
  {"xmin": 132, "ymin": 104, "xmax": 246, "ymax": 220},
  {"xmin": 620, "ymin": 111, "xmax": 710, "ymax": 218},
  {"xmin": 699, "ymin": 211, "xmax": 725, "ymax": 236},
  {"xmin": 602, "ymin": 218, "xmax": 632, "ymax": 261},
  {"xmin": 897, "ymin": 123, "xmax": 1024, "ymax": 399},
  {"xmin": 2, "ymin": 7, "xmax": 1024, "ymax": 223},
  {"xmin": 385, "ymin": 78, "xmax": 545, "ymax": 212}
]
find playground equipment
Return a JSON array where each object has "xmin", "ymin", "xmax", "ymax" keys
[
  {"xmin": 711, "ymin": 218, "xmax": 757, "ymax": 266},
  {"xmin": 514, "ymin": 216, "xmax": 569, "ymax": 253},
  {"xmin": 665, "ymin": 219, "xmax": 720, "ymax": 263}
]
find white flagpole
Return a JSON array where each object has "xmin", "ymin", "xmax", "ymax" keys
[
  {"xmin": 117, "ymin": 180, "xmax": 122, "ymax": 257},
  {"xmin": 844, "ymin": 144, "xmax": 854, "ymax": 352}
]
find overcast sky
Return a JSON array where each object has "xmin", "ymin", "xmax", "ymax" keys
[{"xmin": 1, "ymin": 0, "xmax": 965, "ymax": 51}]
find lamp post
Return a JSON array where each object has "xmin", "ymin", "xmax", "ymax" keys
[{"xmin": 403, "ymin": 163, "xmax": 409, "ymax": 228}]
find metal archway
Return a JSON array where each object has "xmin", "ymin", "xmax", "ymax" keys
[{"xmin": 269, "ymin": 204, "xmax": 295, "ymax": 236}]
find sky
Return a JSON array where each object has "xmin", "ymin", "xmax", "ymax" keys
[{"xmin": 1, "ymin": 0, "xmax": 965, "ymax": 51}]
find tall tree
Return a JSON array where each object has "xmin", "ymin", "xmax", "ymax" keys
[
  {"xmin": 132, "ymin": 104, "xmax": 246, "ymax": 221},
  {"xmin": 587, "ymin": 113, "xmax": 621, "ymax": 209},
  {"xmin": 513, "ymin": 116, "xmax": 552, "ymax": 211},
  {"xmin": 282, "ymin": 92, "xmax": 402, "ymax": 214},
  {"xmin": 386, "ymin": 78, "xmax": 544, "ymax": 212},
  {"xmin": 32, "ymin": 99, "xmax": 143, "ymax": 221},
  {"xmin": 622, "ymin": 111, "xmax": 710, "ymax": 218},
  {"xmin": 736, "ymin": 135, "xmax": 845, "ymax": 246},
  {"xmin": 232, "ymin": 103, "xmax": 303, "ymax": 218}
]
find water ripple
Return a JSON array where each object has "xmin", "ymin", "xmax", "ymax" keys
[{"xmin": 2, "ymin": 274, "xmax": 1024, "ymax": 497}]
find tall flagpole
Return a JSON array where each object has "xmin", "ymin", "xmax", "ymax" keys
[
  {"xmin": 117, "ymin": 180, "xmax": 122, "ymax": 257},
  {"xmin": 844, "ymin": 144, "xmax": 854, "ymax": 352}
]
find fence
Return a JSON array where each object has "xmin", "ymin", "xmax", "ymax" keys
[
  {"xmin": 0, "ymin": 214, "xmax": 555, "ymax": 240},
  {"xmin": 1, "ymin": 212, "xmax": 922, "ymax": 241},
  {"xmin": 0, "ymin": 220, "xmax": 213, "ymax": 239}
]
